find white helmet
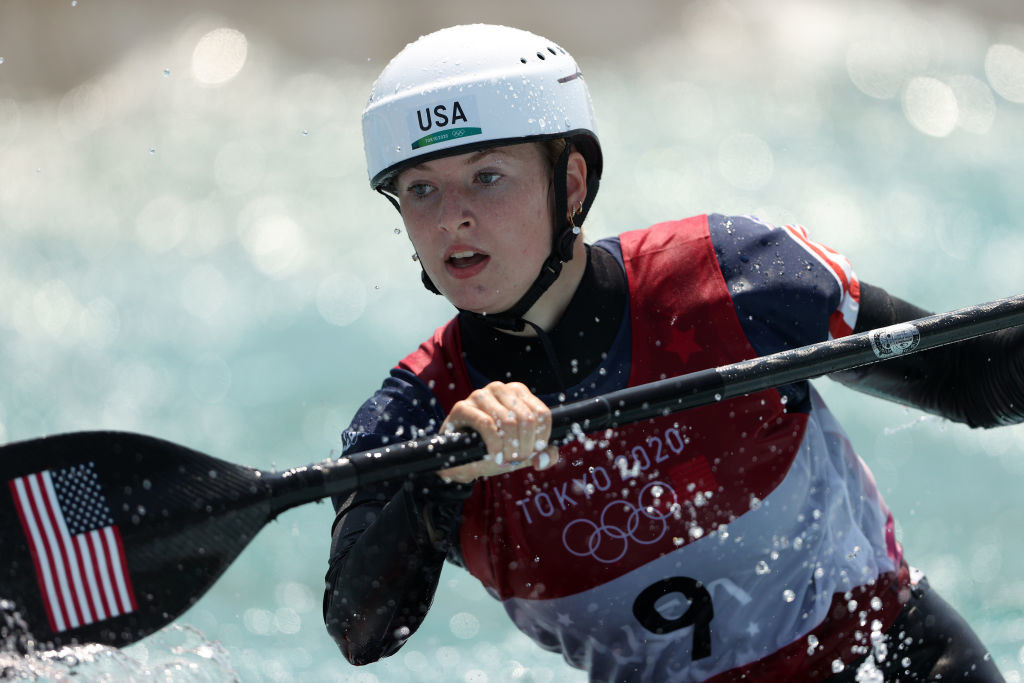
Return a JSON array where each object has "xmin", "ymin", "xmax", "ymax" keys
[
  {"xmin": 363, "ymin": 25, "xmax": 603, "ymax": 332},
  {"xmin": 362, "ymin": 24, "xmax": 602, "ymax": 199}
]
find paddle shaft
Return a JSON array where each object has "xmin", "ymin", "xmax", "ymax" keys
[
  {"xmin": 271, "ymin": 292, "xmax": 1024, "ymax": 514},
  {"xmin": 3, "ymin": 293, "xmax": 1020, "ymax": 650}
]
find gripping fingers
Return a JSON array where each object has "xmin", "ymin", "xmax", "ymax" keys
[
  {"xmin": 485, "ymin": 382, "xmax": 553, "ymax": 468},
  {"xmin": 439, "ymin": 382, "xmax": 558, "ymax": 481}
]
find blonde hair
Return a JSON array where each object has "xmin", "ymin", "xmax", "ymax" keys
[{"xmin": 539, "ymin": 138, "xmax": 568, "ymax": 173}]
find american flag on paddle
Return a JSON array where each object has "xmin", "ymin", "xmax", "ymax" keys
[{"xmin": 8, "ymin": 462, "xmax": 137, "ymax": 634}]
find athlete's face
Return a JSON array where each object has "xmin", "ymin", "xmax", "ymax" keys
[{"xmin": 394, "ymin": 144, "xmax": 555, "ymax": 314}]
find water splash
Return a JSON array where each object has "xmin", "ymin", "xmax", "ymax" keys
[{"xmin": 0, "ymin": 614, "xmax": 237, "ymax": 681}]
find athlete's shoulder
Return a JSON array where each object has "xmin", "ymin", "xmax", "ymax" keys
[
  {"xmin": 396, "ymin": 316, "xmax": 460, "ymax": 376},
  {"xmin": 341, "ymin": 367, "xmax": 445, "ymax": 456},
  {"xmin": 706, "ymin": 214, "xmax": 861, "ymax": 350},
  {"xmin": 617, "ymin": 214, "xmax": 710, "ymax": 248}
]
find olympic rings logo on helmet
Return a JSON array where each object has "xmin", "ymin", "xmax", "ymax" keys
[{"xmin": 562, "ymin": 481, "xmax": 680, "ymax": 564}]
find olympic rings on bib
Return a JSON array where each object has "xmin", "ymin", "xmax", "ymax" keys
[{"xmin": 562, "ymin": 482, "xmax": 680, "ymax": 564}]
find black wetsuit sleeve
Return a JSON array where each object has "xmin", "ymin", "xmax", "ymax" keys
[
  {"xmin": 829, "ymin": 282, "xmax": 1024, "ymax": 428},
  {"xmin": 322, "ymin": 371, "xmax": 474, "ymax": 665}
]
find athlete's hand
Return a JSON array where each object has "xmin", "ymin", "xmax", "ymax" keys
[{"xmin": 436, "ymin": 381, "xmax": 559, "ymax": 484}]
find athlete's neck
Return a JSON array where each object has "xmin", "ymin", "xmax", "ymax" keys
[
  {"xmin": 458, "ymin": 243, "xmax": 626, "ymax": 396},
  {"xmin": 500, "ymin": 238, "xmax": 589, "ymax": 336}
]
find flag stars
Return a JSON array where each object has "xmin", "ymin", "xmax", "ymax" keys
[{"xmin": 53, "ymin": 462, "xmax": 114, "ymax": 535}]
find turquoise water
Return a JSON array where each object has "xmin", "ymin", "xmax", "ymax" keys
[{"xmin": 2, "ymin": 2, "xmax": 1024, "ymax": 680}]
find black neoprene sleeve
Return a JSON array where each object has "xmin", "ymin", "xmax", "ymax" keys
[
  {"xmin": 323, "ymin": 476, "xmax": 472, "ymax": 664},
  {"xmin": 830, "ymin": 282, "xmax": 1024, "ymax": 427}
]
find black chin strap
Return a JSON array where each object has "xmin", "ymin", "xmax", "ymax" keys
[{"xmin": 459, "ymin": 255, "xmax": 564, "ymax": 332}]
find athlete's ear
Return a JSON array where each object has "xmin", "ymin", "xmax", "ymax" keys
[{"xmin": 565, "ymin": 150, "xmax": 588, "ymax": 211}]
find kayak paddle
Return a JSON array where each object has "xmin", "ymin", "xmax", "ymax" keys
[{"xmin": 1, "ymin": 292, "xmax": 1021, "ymax": 650}]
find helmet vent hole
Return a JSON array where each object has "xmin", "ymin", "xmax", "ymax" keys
[
  {"xmin": 547, "ymin": 47, "xmax": 557, "ymax": 55},
  {"xmin": 520, "ymin": 57, "xmax": 527, "ymax": 64},
  {"xmin": 536, "ymin": 51, "xmax": 546, "ymax": 60}
]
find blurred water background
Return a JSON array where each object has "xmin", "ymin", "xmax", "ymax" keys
[{"xmin": 2, "ymin": 0, "xmax": 1024, "ymax": 680}]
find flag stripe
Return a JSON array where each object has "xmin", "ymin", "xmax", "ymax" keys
[
  {"xmin": 42, "ymin": 473, "xmax": 94, "ymax": 625},
  {"xmin": 9, "ymin": 477, "xmax": 63, "ymax": 633},
  {"xmin": 108, "ymin": 526, "xmax": 137, "ymax": 612},
  {"xmin": 88, "ymin": 529, "xmax": 120, "ymax": 618},
  {"xmin": 9, "ymin": 466, "xmax": 136, "ymax": 634},
  {"xmin": 75, "ymin": 534, "xmax": 107, "ymax": 622},
  {"xmin": 28, "ymin": 473, "xmax": 80, "ymax": 630}
]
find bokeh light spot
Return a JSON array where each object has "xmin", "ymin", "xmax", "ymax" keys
[
  {"xmin": 192, "ymin": 28, "xmax": 248, "ymax": 86},
  {"xmin": 316, "ymin": 272, "xmax": 367, "ymax": 327},
  {"xmin": 902, "ymin": 77, "xmax": 958, "ymax": 137},
  {"xmin": 985, "ymin": 44, "xmax": 1024, "ymax": 103},
  {"xmin": 449, "ymin": 612, "xmax": 480, "ymax": 640},
  {"xmin": 950, "ymin": 75, "xmax": 996, "ymax": 135}
]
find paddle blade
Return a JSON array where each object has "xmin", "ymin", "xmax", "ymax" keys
[{"xmin": 0, "ymin": 431, "xmax": 273, "ymax": 649}]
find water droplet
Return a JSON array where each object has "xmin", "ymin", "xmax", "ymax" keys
[
  {"xmin": 831, "ymin": 659, "xmax": 845, "ymax": 674},
  {"xmin": 394, "ymin": 227, "xmax": 402, "ymax": 235},
  {"xmin": 301, "ymin": 129, "xmax": 309, "ymax": 136},
  {"xmin": 756, "ymin": 560, "xmax": 771, "ymax": 575},
  {"xmin": 208, "ymin": 470, "xmax": 218, "ymax": 479},
  {"xmin": 870, "ymin": 596, "xmax": 883, "ymax": 611},
  {"xmin": 782, "ymin": 589, "xmax": 796, "ymax": 603},
  {"xmin": 163, "ymin": 68, "xmax": 171, "ymax": 77},
  {"xmin": 0, "ymin": 57, "xmax": 5, "ymax": 65},
  {"xmin": 714, "ymin": 393, "xmax": 722, "ymax": 401}
]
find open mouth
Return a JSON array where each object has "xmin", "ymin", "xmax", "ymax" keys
[{"xmin": 447, "ymin": 250, "xmax": 489, "ymax": 268}]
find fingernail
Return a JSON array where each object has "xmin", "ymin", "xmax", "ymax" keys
[{"xmin": 538, "ymin": 451, "xmax": 551, "ymax": 469}]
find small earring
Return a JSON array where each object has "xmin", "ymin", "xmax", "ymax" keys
[{"xmin": 567, "ymin": 200, "xmax": 584, "ymax": 235}]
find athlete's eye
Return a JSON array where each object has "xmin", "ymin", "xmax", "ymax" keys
[
  {"xmin": 405, "ymin": 182, "xmax": 435, "ymax": 198},
  {"xmin": 476, "ymin": 171, "xmax": 502, "ymax": 186}
]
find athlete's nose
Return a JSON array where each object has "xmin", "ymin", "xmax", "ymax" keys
[{"xmin": 438, "ymin": 188, "xmax": 473, "ymax": 232}]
